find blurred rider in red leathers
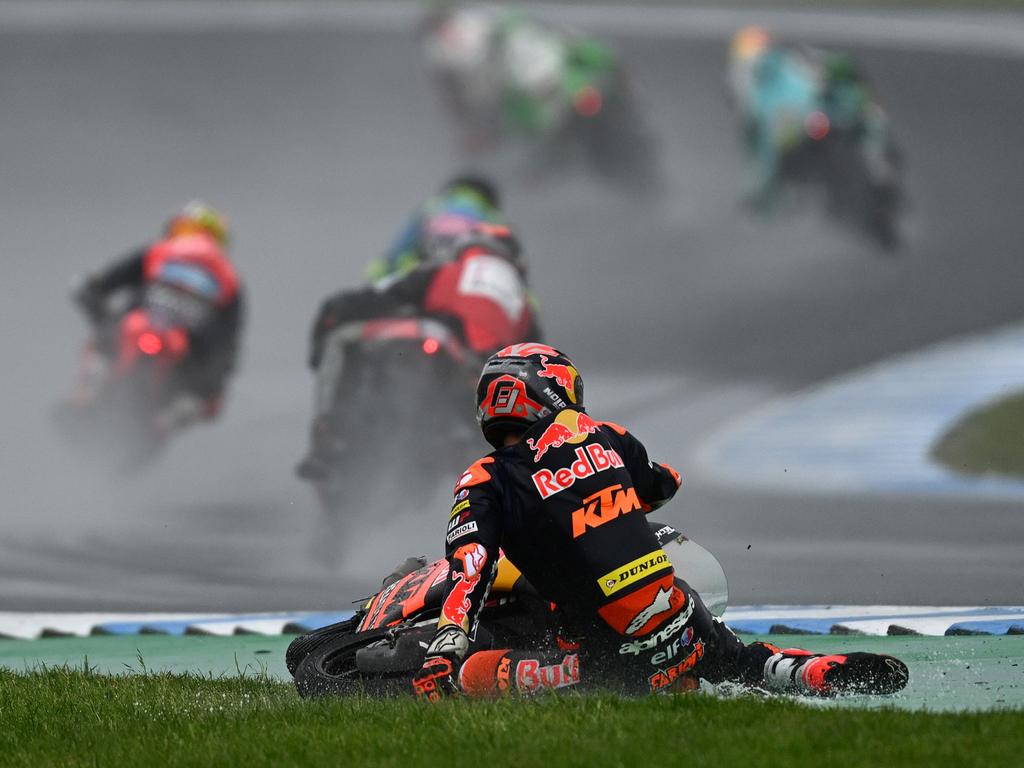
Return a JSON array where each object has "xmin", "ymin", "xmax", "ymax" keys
[
  {"xmin": 297, "ymin": 217, "xmax": 542, "ymax": 481},
  {"xmin": 72, "ymin": 201, "xmax": 244, "ymax": 432},
  {"xmin": 411, "ymin": 344, "xmax": 910, "ymax": 699}
]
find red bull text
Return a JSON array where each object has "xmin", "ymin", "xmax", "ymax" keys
[{"xmin": 531, "ymin": 443, "xmax": 625, "ymax": 499}]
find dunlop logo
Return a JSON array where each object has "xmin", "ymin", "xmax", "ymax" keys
[{"xmin": 598, "ymin": 549, "xmax": 672, "ymax": 597}]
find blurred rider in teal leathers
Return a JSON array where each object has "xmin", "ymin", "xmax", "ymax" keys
[
  {"xmin": 728, "ymin": 27, "xmax": 819, "ymax": 208},
  {"xmin": 727, "ymin": 27, "xmax": 900, "ymax": 212}
]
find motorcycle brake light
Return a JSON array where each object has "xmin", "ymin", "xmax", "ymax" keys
[
  {"xmin": 137, "ymin": 332, "xmax": 163, "ymax": 356},
  {"xmin": 422, "ymin": 338, "xmax": 440, "ymax": 355},
  {"xmin": 573, "ymin": 86, "xmax": 603, "ymax": 117},
  {"xmin": 806, "ymin": 111, "xmax": 830, "ymax": 141}
]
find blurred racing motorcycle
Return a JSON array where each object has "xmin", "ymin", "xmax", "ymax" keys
[
  {"xmin": 770, "ymin": 105, "xmax": 903, "ymax": 250},
  {"xmin": 57, "ymin": 269, "xmax": 219, "ymax": 468},
  {"xmin": 729, "ymin": 33, "xmax": 904, "ymax": 250},
  {"xmin": 287, "ymin": 522, "xmax": 727, "ymax": 696},
  {"xmin": 423, "ymin": 4, "xmax": 659, "ymax": 192},
  {"xmin": 306, "ymin": 315, "xmax": 481, "ymax": 519}
]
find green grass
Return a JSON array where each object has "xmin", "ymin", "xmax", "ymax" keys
[
  {"xmin": 931, "ymin": 391, "xmax": 1024, "ymax": 478},
  {"xmin": 1, "ymin": 667, "xmax": 1023, "ymax": 768}
]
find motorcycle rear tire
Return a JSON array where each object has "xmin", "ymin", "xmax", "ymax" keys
[
  {"xmin": 285, "ymin": 615, "xmax": 361, "ymax": 676},
  {"xmin": 292, "ymin": 626, "xmax": 411, "ymax": 698}
]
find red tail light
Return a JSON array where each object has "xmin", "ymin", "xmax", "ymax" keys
[
  {"xmin": 573, "ymin": 86, "xmax": 603, "ymax": 118},
  {"xmin": 422, "ymin": 338, "xmax": 440, "ymax": 355},
  {"xmin": 137, "ymin": 332, "xmax": 163, "ymax": 356},
  {"xmin": 805, "ymin": 111, "xmax": 830, "ymax": 141}
]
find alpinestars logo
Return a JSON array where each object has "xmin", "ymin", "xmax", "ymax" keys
[
  {"xmin": 618, "ymin": 600, "xmax": 695, "ymax": 656},
  {"xmin": 624, "ymin": 585, "xmax": 675, "ymax": 635}
]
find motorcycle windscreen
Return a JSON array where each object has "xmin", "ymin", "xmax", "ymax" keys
[{"xmin": 662, "ymin": 535, "xmax": 729, "ymax": 618}]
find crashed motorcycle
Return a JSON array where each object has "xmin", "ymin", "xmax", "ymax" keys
[
  {"xmin": 287, "ymin": 522, "xmax": 728, "ymax": 697},
  {"xmin": 304, "ymin": 315, "xmax": 482, "ymax": 517},
  {"xmin": 57, "ymin": 272, "xmax": 219, "ymax": 469}
]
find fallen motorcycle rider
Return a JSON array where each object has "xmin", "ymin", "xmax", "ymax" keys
[{"xmin": 293, "ymin": 343, "xmax": 910, "ymax": 699}]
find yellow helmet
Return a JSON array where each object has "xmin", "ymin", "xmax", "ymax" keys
[
  {"xmin": 164, "ymin": 200, "xmax": 230, "ymax": 247},
  {"xmin": 730, "ymin": 26, "xmax": 772, "ymax": 62}
]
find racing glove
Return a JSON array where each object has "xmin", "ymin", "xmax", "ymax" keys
[{"xmin": 412, "ymin": 655, "xmax": 459, "ymax": 702}]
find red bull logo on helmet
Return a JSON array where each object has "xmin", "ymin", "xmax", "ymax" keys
[
  {"xmin": 526, "ymin": 409, "xmax": 599, "ymax": 462},
  {"xmin": 537, "ymin": 355, "xmax": 579, "ymax": 404}
]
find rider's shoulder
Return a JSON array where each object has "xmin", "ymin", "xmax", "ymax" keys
[
  {"xmin": 597, "ymin": 419, "xmax": 629, "ymax": 437},
  {"xmin": 453, "ymin": 455, "xmax": 498, "ymax": 497}
]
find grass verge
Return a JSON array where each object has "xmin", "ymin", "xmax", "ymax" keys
[
  {"xmin": 931, "ymin": 391, "xmax": 1024, "ymax": 478},
  {"xmin": 1, "ymin": 666, "xmax": 1023, "ymax": 767}
]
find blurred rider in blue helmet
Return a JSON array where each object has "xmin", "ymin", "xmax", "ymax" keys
[
  {"xmin": 297, "ymin": 175, "xmax": 543, "ymax": 482},
  {"xmin": 365, "ymin": 175, "xmax": 505, "ymax": 282}
]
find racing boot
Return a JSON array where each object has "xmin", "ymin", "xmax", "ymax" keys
[
  {"xmin": 763, "ymin": 649, "xmax": 909, "ymax": 696},
  {"xmin": 295, "ymin": 415, "xmax": 344, "ymax": 481}
]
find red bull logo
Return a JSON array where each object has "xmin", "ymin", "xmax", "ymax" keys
[
  {"xmin": 531, "ymin": 443, "xmax": 625, "ymax": 499},
  {"xmin": 526, "ymin": 409, "xmax": 600, "ymax": 462},
  {"xmin": 537, "ymin": 355, "xmax": 579, "ymax": 404},
  {"xmin": 515, "ymin": 654, "xmax": 580, "ymax": 693},
  {"xmin": 440, "ymin": 543, "xmax": 488, "ymax": 631}
]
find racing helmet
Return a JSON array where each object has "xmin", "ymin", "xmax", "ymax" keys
[
  {"xmin": 476, "ymin": 344, "xmax": 583, "ymax": 449},
  {"xmin": 729, "ymin": 25, "xmax": 772, "ymax": 63},
  {"xmin": 823, "ymin": 53, "xmax": 860, "ymax": 85},
  {"xmin": 441, "ymin": 174, "xmax": 502, "ymax": 213},
  {"xmin": 164, "ymin": 200, "xmax": 230, "ymax": 247},
  {"xmin": 422, "ymin": 5, "xmax": 497, "ymax": 74},
  {"xmin": 422, "ymin": 219, "xmax": 522, "ymax": 267}
]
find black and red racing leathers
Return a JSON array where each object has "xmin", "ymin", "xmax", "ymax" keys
[
  {"xmin": 413, "ymin": 411, "xmax": 910, "ymax": 699},
  {"xmin": 413, "ymin": 408, "xmax": 734, "ymax": 699}
]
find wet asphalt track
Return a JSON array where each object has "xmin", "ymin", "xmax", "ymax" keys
[{"xmin": 1, "ymin": 8, "xmax": 1022, "ymax": 611}]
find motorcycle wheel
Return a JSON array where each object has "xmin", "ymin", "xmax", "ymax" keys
[
  {"xmin": 285, "ymin": 615, "xmax": 361, "ymax": 676},
  {"xmin": 866, "ymin": 183, "xmax": 901, "ymax": 251},
  {"xmin": 292, "ymin": 626, "xmax": 413, "ymax": 698}
]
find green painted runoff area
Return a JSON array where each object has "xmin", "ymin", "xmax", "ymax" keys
[{"xmin": 0, "ymin": 633, "xmax": 1020, "ymax": 711}]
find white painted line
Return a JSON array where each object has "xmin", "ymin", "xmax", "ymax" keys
[
  {"xmin": 185, "ymin": 618, "xmax": 292, "ymax": 636},
  {"xmin": 693, "ymin": 323, "xmax": 1024, "ymax": 498},
  {"xmin": 0, "ymin": 2, "xmax": 1020, "ymax": 58},
  {"xmin": 0, "ymin": 612, "xmax": 224, "ymax": 640},
  {"xmin": 3, "ymin": 607, "xmax": 1020, "ymax": 639},
  {"xmin": 839, "ymin": 614, "xmax": 1024, "ymax": 636},
  {"xmin": 723, "ymin": 605, "xmax": 988, "ymax": 621}
]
